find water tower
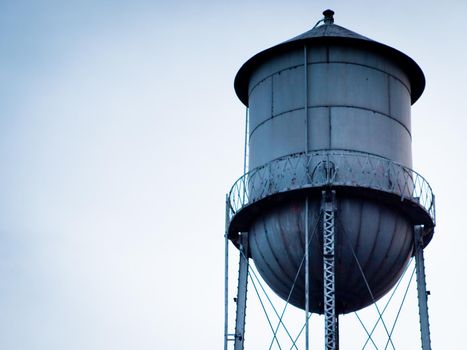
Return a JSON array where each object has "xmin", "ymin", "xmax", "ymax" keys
[{"xmin": 224, "ymin": 10, "xmax": 435, "ymax": 350}]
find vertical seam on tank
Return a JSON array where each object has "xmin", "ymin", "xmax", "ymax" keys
[
  {"xmin": 369, "ymin": 216, "xmax": 398, "ymax": 294},
  {"xmin": 379, "ymin": 225, "xmax": 412, "ymax": 298},
  {"xmin": 379, "ymin": 214, "xmax": 411, "ymax": 290},
  {"xmin": 370, "ymin": 209, "xmax": 399, "ymax": 289},
  {"xmin": 308, "ymin": 209, "xmax": 322, "ymax": 311},
  {"xmin": 278, "ymin": 209, "xmax": 301, "ymax": 286},
  {"xmin": 343, "ymin": 200, "xmax": 363, "ymax": 294},
  {"xmin": 297, "ymin": 203, "xmax": 305, "ymax": 251},
  {"xmin": 253, "ymin": 221, "xmax": 291, "ymax": 297},
  {"xmin": 310, "ymin": 210, "xmax": 321, "ymax": 299},
  {"xmin": 387, "ymin": 74, "xmax": 392, "ymax": 116},
  {"xmin": 340, "ymin": 200, "xmax": 360, "ymax": 299},
  {"xmin": 263, "ymin": 219, "xmax": 297, "ymax": 293},
  {"xmin": 271, "ymin": 76, "xmax": 274, "ymax": 118},
  {"xmin": 360, "ymin": 204, "xmax": 382, "ymax": 289},
  {"xmin": 304, "ymin": 208, "xmax": 321, "ymax": 310}
]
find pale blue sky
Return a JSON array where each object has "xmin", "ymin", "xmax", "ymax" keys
[{"xmin": 0, "ymin": 1, "xmax": 465, "ymax": 349}]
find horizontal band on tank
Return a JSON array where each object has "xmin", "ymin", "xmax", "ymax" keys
[
  {"xmin": 248, "ymin": 104, "xmax": 412, "ymax": 140},
  {"xmin": 227, "ymin": 150, "xmax": 435, "ymax": 244},
  {"xmin": 248, "ymin": 60, "xmax": 411, "ymax": 103}
]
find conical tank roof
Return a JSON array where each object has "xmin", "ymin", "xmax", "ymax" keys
[{"xmin": 234, "ymin": 10, "xmax": 425, "ymax": 106}]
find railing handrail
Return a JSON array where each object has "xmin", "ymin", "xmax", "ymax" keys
[{"xmin": 227, "ymin": 150, "xmax": 435, "ymax": 225}]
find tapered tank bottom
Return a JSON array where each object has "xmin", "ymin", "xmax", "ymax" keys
[{"xmin": 248, "ymin": 194, "xmax": 413, "ymax": 314}]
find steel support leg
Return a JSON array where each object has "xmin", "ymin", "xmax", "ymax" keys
[
  {"xmin": 234, "ymin": 232, "xmax": 249, "ymax": 350},
  {"xmin": 414, "ymin": 226, "xmax": 432, "ymax": 350},
  {"xmin": 224, "ymin": 196, "xmax": 230, "ymax": 350},
  {"xmin": 305, "ymin": 196, "xmax": 310, "ymax": 350},
  {"xmin": 322, "ymin": 190, "xmax": 338, "ymax": 350}
]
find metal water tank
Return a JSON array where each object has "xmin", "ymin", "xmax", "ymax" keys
[{"xmin": 227, "ymin": 10, "xmax": 435, "ymax": 314}]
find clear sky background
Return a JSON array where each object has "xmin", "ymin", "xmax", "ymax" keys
[{"xmin": 0, "ymin": 0, "xmax": 466, "ymax": 349}]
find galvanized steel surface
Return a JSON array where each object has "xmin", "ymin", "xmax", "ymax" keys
[
  {"xmin": 246, "ymin": 43, "xmax": 414, "ymax": 170},
  {"xmin": 248, "ymin": 195, "xmax": 414, "ymax": 314},
  {"xmin": 228, "ymin": 18, "xmax": 435, "ymax": 315}
]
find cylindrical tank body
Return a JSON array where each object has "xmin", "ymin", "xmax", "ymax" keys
[
  {"xmin": 247, "ymin": 44, "xmax": 413, "ymax": 170},
  {"xmin": 232, "ymin": 18, "xmax": 429, "ymax": 314}
]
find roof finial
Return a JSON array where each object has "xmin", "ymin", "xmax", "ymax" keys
[{"xmin": 323, "ymin": 9, "xmax": 334, "ymax": 24}]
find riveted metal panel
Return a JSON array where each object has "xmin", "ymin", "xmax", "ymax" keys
[
  {"xmin": 308, "ymin": 107, "xmax": 331, "ymax": 150},
  {"xmin": 389, "ymin": 75, "xmax": 412, "ymax": 132},
  {"xmin": 272, "ymin": 65, "xmax": 305, "ymax": 117},
  {"xmin": 330, "ymin": 107, "xmax": 412, "ymax": 167},
  {"xmin": 308, "ymin": 62, "xmax": 389, "ymax": 114},
  {"xmin": 328, "ymin": 45, "xmax": 410, "ymax": 89},
  {"xmin": 248, "ymin": 48, "xmax": 303, "ymax": 92},
  {"xmin": 248, "ymin": 77, "xmax": 272, "ymax": 133},
  {"xmin": 248, "ymin": 109, "xmax": 305, "ymax": 169},
  {"xmin": 306, "ymin": 45, "xmax": 328, "ymax": 63}
]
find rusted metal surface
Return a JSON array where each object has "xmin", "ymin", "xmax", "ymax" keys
[{"xmin": 228, "ymin": 150, "xmax": 435, "ymax": 228}]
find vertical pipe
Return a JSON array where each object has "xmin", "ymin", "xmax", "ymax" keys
[
  {"xmin": 243, "ymin": 107, "xmax": 249, "ymax": 176},
  {"xmin": 224, "ymin": 195, "xmax": 230, "ymax": 350},
  {"xmin": 414, "ymin": 226, "xmax": 432, "ymax": 350},
  {"xmin": 304, "ymin": 45, "xmax": 309, "ymax": 156},
  {"xmin": 242, "ymin": 107, "xmax": 249, "ymax": 205},
  {"xmin": 304, "ymin": 44, "xmax": 310, "ymax": 350},
  {"xmin": 305, "ymin": 196, "xmax": 310, "ymax": 350}
]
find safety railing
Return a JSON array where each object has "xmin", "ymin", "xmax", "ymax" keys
[{"xmin": 228, "ymin": 150, "xmax": 435, "ymax": 225}]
